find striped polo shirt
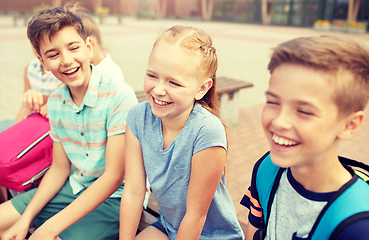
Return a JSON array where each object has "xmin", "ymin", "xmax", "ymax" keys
[
  {"xmin": 47, "ymin": 64, "xmax": 138, "ymax": 198},
  {"xmin": 27, "ymin": 58, "xmax": 61, "ymax": 95}
]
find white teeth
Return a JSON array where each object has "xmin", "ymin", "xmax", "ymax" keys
[
  {"xmin": 64, "ymin": 67, "xmax": 78, "ymax": 74},
  {"xmin": 272, "ymin": 134, "xmax": 299, "ymax": 146},
  {"xmin": 153, "ymin": 98, "xmax": 170, "ymax": 106}
]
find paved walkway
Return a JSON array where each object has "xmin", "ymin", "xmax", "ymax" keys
[{"xmin": 1, "ymin": 15, "xmax": 369, "ymax": 225}]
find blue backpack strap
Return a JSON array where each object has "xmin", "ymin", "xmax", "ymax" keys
[
  {"xmin": 254, "ymin": 152, "xmax": 285, "ymax": 234},
  {"xmin": 310, "ymin": 175, "xmax": 369, "ymax": 240}
]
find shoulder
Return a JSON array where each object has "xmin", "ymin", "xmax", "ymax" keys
[
  {"xmin": 26, "ymin": 59, "xmax": 42, "ymax": 74},
  {"xmin": 102, "ymin": 55, "xmax": 121, "ymax": 71},
  {"xmin": 48, "ymin": 85, "xmax": 68, "ymax": 100},
  {"xmin": 126, "ymin": 102, "xmax": 154, "ymax": 136},
  {"xmin": 252, "ymin": 152, "xmax": 279, "ymax": 182},
  {"xmin": 335, "ymin": 218, "xmax": 369, "ymax": 240},
  {"xmin": 191, "ymin": 104, "xmax": 224, "ymax": 131},
  {"xmin": 190, "ymin": 104, "xmax": 226, "ymax": 140},
  {"xmin": 128, "ymin": 101, "xmax": 151, "ymax": 119},
  {"xmin": 189, "ymin": 104, "xmax": 227, "ymax": 152},
  {"xmin": 315, "ymin": 173, "xmax": 369, "ymax": 240},
  {"xmin": 248, "ymin": 152, "xmax": 281, "ymax": 206},
  {"xmin": 28, "ymin": 58, "xmax": 40, "ymax": 68},
  {"xmin": 95, "ymin": 55, "xmax": 125, "ymax": 85},
  {"xmin": 95, "ymin": 70, "xmax": 136, "ymax": 102}
]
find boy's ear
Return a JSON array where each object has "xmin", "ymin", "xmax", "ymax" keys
[
  {"xmin": 36, "ymin": 54, "xmax": 50, "ymax": 72},
  {"xmin": 86, "ymin": 37, "xmax": 94, "ymax": 62},
  {"xmin": 338, "ymin": 111, "xmax": 364, "ymax": 140},
  {"xmin": 195, "ymin": 78, "xmax": 213, "ymax": 100}
]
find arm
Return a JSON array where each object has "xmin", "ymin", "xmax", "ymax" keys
[
  {"xmin": 39, "ymin": 83, "xmax": 63, "ymax": 119},
  {"xmin": 1, "ymin": 141, "xmax": 71, "ymax": 240},
  {"xmin": 243, "ymin": 188, "xmax": 261, "ymax": 240},
  {"xmin": 30, "ymin": 133, "xmax": 126, "ymax": 239},
  {"xmin": 23, "ymin": 89, "xmax": 44, "ymax": 114},
  {"xmin": 175, "ymin": 146, "xmax": 226, "ymax": 240},
  {"xmin": 245, "ymin": 223, "xmax": 259, "ymax": 240},
  {"xmin": 24, "ymin": 85, "xmax": 62, "ymax": 119},
  {"xmin": 120, "ymin": 126, "xmax": 146, "ymax": 240},
  {"xmin": 16, "ymin": 64, "xmax": 63, "ymax": 122}
]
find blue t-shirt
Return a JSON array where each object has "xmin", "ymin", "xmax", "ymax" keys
[{"xmin": 127, "ymin": 102, "xmax": 244, "ymax": 240}]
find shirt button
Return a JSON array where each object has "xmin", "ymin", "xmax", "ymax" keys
[
  {"xmin": 81, "ymin": 132, "xmax": 84, "ymax": 136},
  {"xmin": 86, "ymin": 153, "xmax": 89, "ymax": 157}
]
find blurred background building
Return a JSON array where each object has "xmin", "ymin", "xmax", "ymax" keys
[{"xmin": 0, "ymin": 0, "xmax": 368, "ymax": 30}]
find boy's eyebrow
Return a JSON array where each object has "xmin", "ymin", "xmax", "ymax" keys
[
  {"xmin": 294, "ymin": 100, "xmax": 320, "ymax": 111},
  {"xmin": 43, "ymin": 41, "xmax": 81, "ymax": 56},
  {"xmin": 266, "ymin": 90, "xmax": 319, "ymax": 109},
  {"xmin": 295, "ymin": 100, "xmax": 313, "ymax": 106},
  {"xmin": 43, "ymin": 48, "xmax": 57, "ymax": 56},
  {"xmin": 265, "ymin": 90, "xmax": 278, "ymax": 98}
]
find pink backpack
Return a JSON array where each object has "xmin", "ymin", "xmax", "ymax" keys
[{"xmin": 0, "ymin": 113, "xmax": 53, "ymax": 191}]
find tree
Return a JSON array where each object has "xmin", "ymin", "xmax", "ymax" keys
[
  {"xmin": 155, "ymin": 0, "xmax": 167, "ymax": 18},
  {"xmin": 52, "ymin": 0, "xmax": 62, "ymax": 7},
  {"xmin": 201, "ymin": 0, "xmax": 214, "ymax": 21},
  {"xmin": 347, "ymin": 0, "xmax": 361, "ymax": 22}
]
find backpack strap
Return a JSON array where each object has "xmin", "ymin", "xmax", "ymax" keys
[
  {"xmin": 339, "ymin": 157, "xmax": 369, "ymax": 183},
  {"xmin": 309, "ymin": 171, "xmax": 369, "ymax": 240},
  {"xmin": 254, "ymin": 152, "xmax": 285, "ymax": 237},
  {"xmin": 254, "ymin": 154, "xmax": 369, "ymax": 240}
]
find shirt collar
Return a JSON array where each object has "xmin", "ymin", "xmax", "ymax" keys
[{"xmin": 83, "ymin": 64, "xmax": 101, "ymax": 108}]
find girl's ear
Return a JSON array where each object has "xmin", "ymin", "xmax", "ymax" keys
[
  {"xmin": 338, "ymin": 111, "xmax": 364, "ymax": 140},
  {"xmin": 86, "ymin": 37, "xmax": 94, "ymax": 62},
  {"xmin": 36, "ymin": 54, "xmax": 50, "ymax": 72},
  {"xmin": 195, "ymin": 78, "xmax": 213, "ymax": 100}
]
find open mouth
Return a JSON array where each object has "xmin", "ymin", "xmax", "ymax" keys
[
  {"xmin": 272, "ymin": 134, "xmax": 300, "ymax": 147},
  {"xmin": 63, "ymin": 67, "xmax": 79, "ymax": 75},
  {"xmin": 153, "ymin": 97, "xmax": 171, "ymax": 106}
]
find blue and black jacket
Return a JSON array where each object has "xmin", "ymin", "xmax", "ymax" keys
[{"xmin": 242, "ymin": 152, "xmax": 369, "ymax": 240}]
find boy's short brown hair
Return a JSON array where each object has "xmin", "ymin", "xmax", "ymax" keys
[
  {"xmin": 268, "ymin": 36, "xmax": 369, "ymax": 118},
  {"xmin": 27, "ymin": 7, "xmax": 86, "ymax": 57}
]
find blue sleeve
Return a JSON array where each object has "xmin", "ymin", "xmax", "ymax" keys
[
  {"xmin": 193, "ymin": 115, "xmax": 227, "ymax": 154},
  {"xmin": 335, "ymin": 218, "xmax": 369, "ymax": 240},
  {"xmin": 126, "ymin": 102, "xmax": 142, "ymax": 139}
]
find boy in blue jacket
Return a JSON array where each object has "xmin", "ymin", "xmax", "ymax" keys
[{"xmin": 241, "ymin": 36, "xmax": 369, "ymax": 240}]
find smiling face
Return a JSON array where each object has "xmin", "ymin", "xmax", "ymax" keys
[
  {"xmin": 144, "ymin": 41, "xmax": 208, "ymax": 123},
  {"xmin": 262, "ymin": 64, "xmax": 348, "ymax": 170},
  {"xmin": 38, "ymin": 26, "xmax": 92, "ymax": 96}
]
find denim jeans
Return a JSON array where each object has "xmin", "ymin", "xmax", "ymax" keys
[{"xmin": 0, "ymin": 119, "xmax": 14, "ymax": 133}]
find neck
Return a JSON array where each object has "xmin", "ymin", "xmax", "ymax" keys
[
  {"xmin": 41, "ymin": 64, "xmax": 46, "ymax": 75},
  {"xmin": 70, "ymin": 68, "xmax": 91, "ymax": 107},
  {"xmin": 161, "ymin": 115, "xmax": 188, "ymax": 133},
  {"xmin": 291, "ymin": 151, "xmax": 352, "ymax": 193},
  {"xmin": 91, "ymin": 46, "xmax": 105, "ymax": 66},
  {"xmin": 161, "ymin": 105, "xmax": 193, "ymax": 150}
]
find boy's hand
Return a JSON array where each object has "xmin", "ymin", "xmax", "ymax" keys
[
  {"xmin": 23, "ymin": 89, "xmax": 44, "ymax": 113},
  {"xmin": 40, "ymin": 103, "xmax": 49, "ymax": 119},
  {"xmin": 28, "ymin": 223, "xmax": 58, "ymax": 240},
  {"xmin": 1, "ymin": 217, "xmax": 30, "ymax": 240}
]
